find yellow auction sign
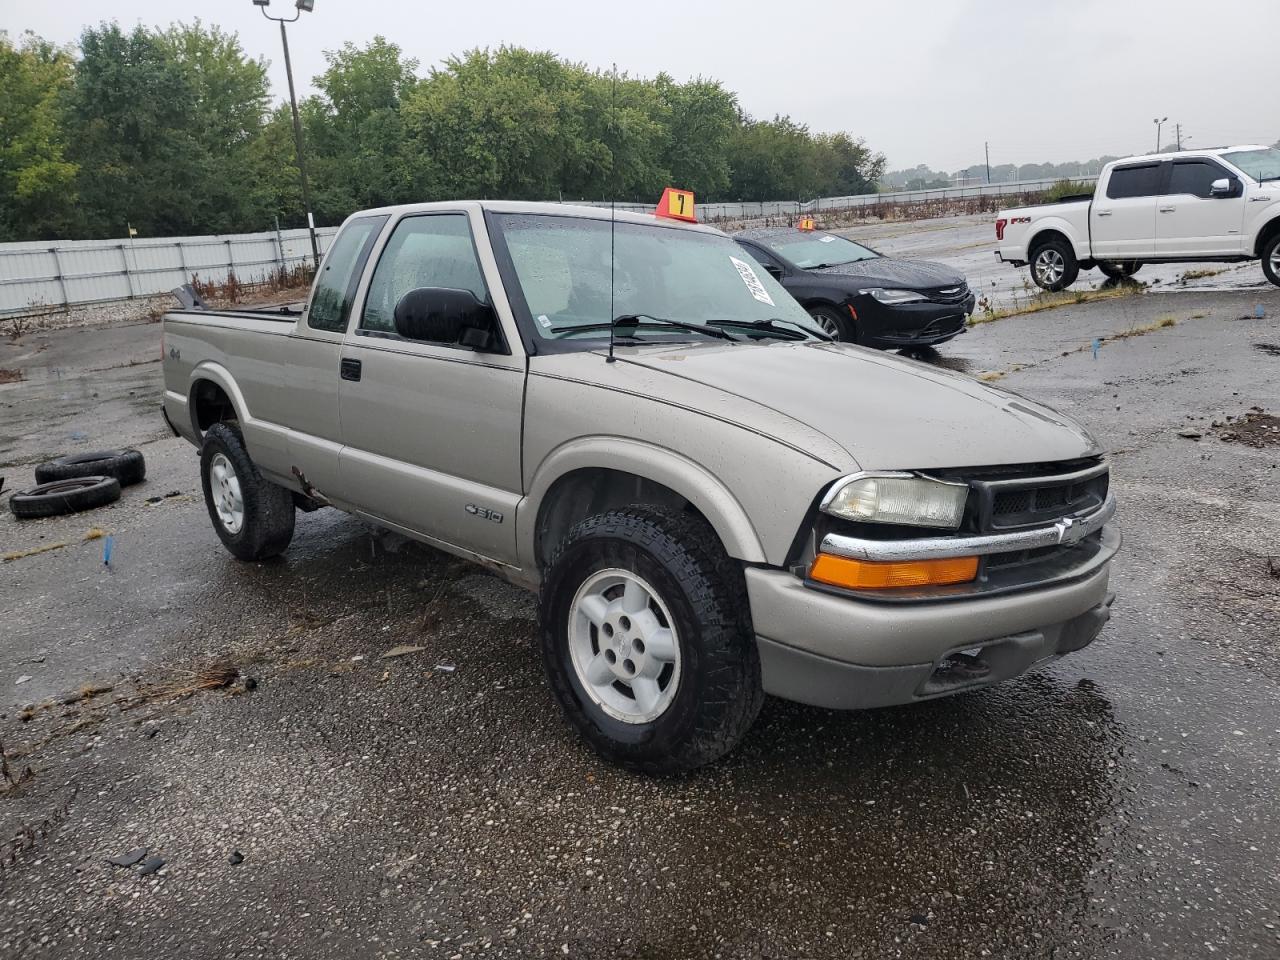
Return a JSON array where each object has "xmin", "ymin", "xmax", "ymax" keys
[{"xmin": 656, "ymin": 187, "xmax": 696, "ymax": 222}]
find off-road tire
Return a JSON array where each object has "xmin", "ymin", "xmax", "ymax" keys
[
  {"xmin": 9, "ymin": 476, "xmax": 121, "ymax": 519},
  {"xmin": 35, "ymin": 448, "xmax": 146, "ymax": 487},
  {"xmin": 200, "ymin": 422, "xmax": 295, "ymax": 561},
  {"xmin": 1097, "ymin": 260, "xmax": 1142, "ymax": 281},
  {"xmin": 1262, "ymin": 232, "xmax": 1280, "ymax": 288},
  {"xmin": 807, "ymin": 304, "xmax": 858, "ymax": 343},
  {"xmin": 539, "ymin": 505, "xmax": 763, "ymax": 775},
  {"xmin": 1029, "ymin": 237, "xmax": 1079, "ymax": 292}
]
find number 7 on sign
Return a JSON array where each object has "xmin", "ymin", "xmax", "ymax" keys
[{"xmin": 656, "ymin": 187, "xmax": 697, "ymax": 223}]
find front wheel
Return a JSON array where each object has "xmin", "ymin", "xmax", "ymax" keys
[
  {"xmin": 1263, "ymin": 233, "xmax": 1280, "ymax": 288},
  {"xmin": 538, "ymin": 505, "xmax": 763, "ymax": 775},
  {"xmin": 200, "ymin": 422, "xmax": 295, "ymax": 561},
  {"xmin": 1030, "ymin": 239, "xmax": 1079, "ymax": 291},
  {"xmin": 807, "ymin": 304, "xmax": 858, "ymax": 343},
  {"xmin": 1097, "ymin": 260, "xmax": 1142, "ymax": 280}
]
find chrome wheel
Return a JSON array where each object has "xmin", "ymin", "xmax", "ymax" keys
[
  {"xmin": 1034, "ymin": 248, "xmax": 1066, "ymax": 286},
  {"xmin": 1271, "ymin": 245, "xmax": 1280, "ymax": 275},
  {"xmin": 208, "ymin": 452, "xmax": 244, "ymax": 534},
  {"xmin": 567, "ymin": 568, "xmax": 681, "ymax": 724},
  {"xmin": 811, "ymin": 311, "xmax": 841, "ymax": 338}
]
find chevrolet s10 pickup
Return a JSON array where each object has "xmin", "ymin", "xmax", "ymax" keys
[{"xmin": 162, "ymin": 200, "xmax": 1120, "ymax": 773}]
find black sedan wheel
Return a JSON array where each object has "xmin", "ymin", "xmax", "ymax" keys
[{"xmin": 807, "ymin": 304, "xmax": 857, "ymax": 343}]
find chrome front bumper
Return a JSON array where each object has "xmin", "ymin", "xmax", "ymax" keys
[{"xmin": 819, "ymin": 493, "xmax": 1116, "ymax": 563}]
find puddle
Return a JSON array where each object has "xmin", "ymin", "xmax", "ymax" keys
[{"xmin": 898, "ymin": 346, "xmax": 972, "ymax": 373}]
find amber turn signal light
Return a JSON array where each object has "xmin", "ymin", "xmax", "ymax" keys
[{"xmin": 809, "ymin": 553, "xmax": 978, "ymax": 590}]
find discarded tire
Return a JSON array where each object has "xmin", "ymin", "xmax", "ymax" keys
[
  {"xmin": 8, "ymin": 476, "xmax": 121, "ymax": 519},
  {"xmin": 35, "ymin": 449, "xmax": 146, "ymax": 487}
]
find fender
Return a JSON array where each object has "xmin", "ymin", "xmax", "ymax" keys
[
  {"xmin": 186, "ymin": 360, "xmax": 251, "ymax": 435},
  {"xmin": 1249, "ymin": 207, "xmax": 1280, "ymax": 256},
  {"xmin": 518, "ymin": 436, "xmax": 769, "ymax": 572},
  {"xmin": 1024, "ymin": 216, "xmax": 1088, "ymax": 263},
  {"xmin": 185, "ymin": 361, "xmax": 295, "ymax": 482}
]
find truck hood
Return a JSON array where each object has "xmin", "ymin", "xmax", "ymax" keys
[
  {"xmin": 808, "ymin": 257, "xmax": 964, "ymax": 289},
  {"xmin": 601, "ymin": 340, "xmax": 1100, "ymax": 470}
]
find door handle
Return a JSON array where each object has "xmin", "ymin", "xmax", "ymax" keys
[
  {"xmin": 1095, "ymin": 210, "xmax": 1112, "ymax": 217},
  {"xmin": 340, "ymin": 358, "xmax": 362, "ymax": 381},
  {"xmin": 1159, "ymin": 206, "xmax": 1176, "ymax": 213}
]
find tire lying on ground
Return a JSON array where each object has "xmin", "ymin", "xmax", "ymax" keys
[
  {"xmin": 35, "ymin": 449, "xmax": 146, "ymax": 487},
  {"xmin": 9, "ymin": 476, "xmax": 121, "ymax": 519}
]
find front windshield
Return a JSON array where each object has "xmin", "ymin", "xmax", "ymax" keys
[
  {"xmin": 1221, "ymin": 147, "xmax": 1280, "ymax": 183},
  {"xmin": 767, "ymin": 232, "xmax": 879, "ymax": 268},
  {"xmin": 492, "ymin": 213, "xmax": 824, "ymax": 341}
]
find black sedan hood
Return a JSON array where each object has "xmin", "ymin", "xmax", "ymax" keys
[{"xmin": 809, "ymin": 257, "xmax": 964, "ymax": 290}]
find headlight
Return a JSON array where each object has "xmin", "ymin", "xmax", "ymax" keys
[
  {"xmin": 821, "ymin": 474, "xmax": 968, "ymax": 529},
  {"xmin": 862, "ymin": 288, "xmax": 928, "ymax": 305}
]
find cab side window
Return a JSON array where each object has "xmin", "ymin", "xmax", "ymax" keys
[
  {"xmin": 1166, "ymin": 160, "xmax": 1229, "ymax": 199},
  {"xmin": 361, "ymin": 214, "xmax": 489, "ymax": 336},
  {"xmin": 1105, "ymin": 164, "xmax": 1162, "ymax": 200},
  {"xmin": 307, "ymin": 216, "xmax": 387, "ymax": 333}
]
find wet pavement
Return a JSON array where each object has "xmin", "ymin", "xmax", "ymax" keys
[{"xmin": 1, "ymin": 285, "xmax": 1280, "ymax": 958}]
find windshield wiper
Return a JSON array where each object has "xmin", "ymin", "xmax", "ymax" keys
[
  {"xmin": 611, "ymin": 314, "xmax": 739, "ymax": 341},
  {"xmin": 707, "ymin": 318, "xmax": 831, "ymax": 341}
]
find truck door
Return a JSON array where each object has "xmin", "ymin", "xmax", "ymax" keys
[
  {"xmin": 1156, "ymin": 157, "xmax": 1247, "ymax": 256},
  {"xmin": 276, "ymin": 214, "xmax": 386, "ymax": 501},
  {"xmin": 336, "ymin": 211, "xmax": 525, "ymax": 566},
  {"xmin": 1090, "ymin": 163, "xmax": 1162, "ymax": 259}
]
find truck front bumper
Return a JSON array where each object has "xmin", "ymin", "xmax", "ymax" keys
[{"xmin": 747, "ymin": 556, "xmax": 1115, "ymax": 710}]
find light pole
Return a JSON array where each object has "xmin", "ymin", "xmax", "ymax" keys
[
  {"xmin": 254, "ymin": 0, "xmax": 320, "ymax": 269},
  {"xmin": 1153, "ymin": 116, "xmax": 1168, "ymax": 154}
]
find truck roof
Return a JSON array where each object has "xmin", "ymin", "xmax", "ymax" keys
[
  {"xmin": 1108, "ymin": 144, "xmax": 1272, "ymax": 165},
  {"xmin": 344, "ymin": 199, "xmax": 726, "ymax": 235}
]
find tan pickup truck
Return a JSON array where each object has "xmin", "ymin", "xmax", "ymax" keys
[{"xmin": 162, "ymin": 201, "xmax": 1120, "ymax": 773}]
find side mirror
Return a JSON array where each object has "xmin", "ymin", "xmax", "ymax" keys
[
  {"xmin": 1209, "ymin": 177, "xmax": 1239, "ymax": 198},
  {"xmin": 393, "ymin": 287, "xmax": 497, "ymax": 349}
]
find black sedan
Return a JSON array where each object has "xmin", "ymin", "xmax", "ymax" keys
[{"xmin": 734, "ymin": 227, "xmax": 976, "ymax": 348}]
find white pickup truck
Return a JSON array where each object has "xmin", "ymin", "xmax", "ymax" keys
[{"xmin": 995, "ymin": 145, "xmax": 1280, "ymax": 291}]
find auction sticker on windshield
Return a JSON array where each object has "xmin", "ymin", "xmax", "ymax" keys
[{"xmin": 730, "ymin": 256, "xmax": 775, "ymax": 306}]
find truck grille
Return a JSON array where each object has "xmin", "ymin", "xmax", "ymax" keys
[{"xmin": 974, "ymin": 460, "xmax": 1109, "ymax": 532}]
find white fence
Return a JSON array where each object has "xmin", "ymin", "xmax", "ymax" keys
[
  {"xmin": 0, "ymin": 226, "xmax": 338, "ymax": 317},
  {"xmin": 0, "ymin": 176, "xmax": 1095, "ymax": 318}
]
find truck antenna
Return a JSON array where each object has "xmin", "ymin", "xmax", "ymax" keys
[{"xmin": 607, "ymin": 63, "xmax": 618, "ymax": 364}]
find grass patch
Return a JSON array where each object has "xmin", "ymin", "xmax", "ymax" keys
[{"xmin": 971, "ymin": 284, "xmax": 1142, "ymax": 325}]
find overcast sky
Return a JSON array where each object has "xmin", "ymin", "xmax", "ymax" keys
[{"xmin": 11, "ymin": 0, "xmax": 1275, "ymax": 173}]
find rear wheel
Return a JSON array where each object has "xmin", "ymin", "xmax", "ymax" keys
[
  {"xmin": 1097, "ymin": 260, "xmax": 1142, "ymax": 280},
  {"xmin": 1030, "ymin": 238, "xmax": 1079, "ymax": 291},
  {"xmin": 1262, "ymin": 232, "xmax": 1280, "ymax": 288},
  {"xmin": 539, "ymin": 505, "xmax": 762, "ymax": 775},
  {"xmin": 807, "ymin": 304, "xmax": 857, "ymax": 342},
  {"xmin": 200, "ymin": 422, "xmax": 295, "ymax": 561}
]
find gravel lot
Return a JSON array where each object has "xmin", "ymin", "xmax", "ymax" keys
[{"xmin": 1, "ymin": 280, "xmax": 1279, "ymax": 959}]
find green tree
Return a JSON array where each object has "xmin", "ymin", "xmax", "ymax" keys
[
  {"xmin": 303, "ymin": 37, "xmax": 427, "ymax": 221},
  {"xmin": 0, "ymin": 32, "xmax": 79, "ymax": 240},
  {"xmin": 655, "ymin": 75, "xmax": 737, "ymax": 198}
]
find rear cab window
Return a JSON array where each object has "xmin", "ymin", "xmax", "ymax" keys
[
  {"xmin": 1105, "ymin": 164, "xmax": 1163, "ymax": 200},
  {"xmin": 307, "ymin": 216, "xmax": 387, "ymax": 333}
]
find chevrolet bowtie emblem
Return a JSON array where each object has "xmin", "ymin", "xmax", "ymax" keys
[{"xmin": 1054, "ymin": 515, "xmax": 1087, "ymax": 545}]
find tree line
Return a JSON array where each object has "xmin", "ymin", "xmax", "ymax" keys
[{"xmin": 0, "ymin": 24, "xmax": 886, "ymax": 242}]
